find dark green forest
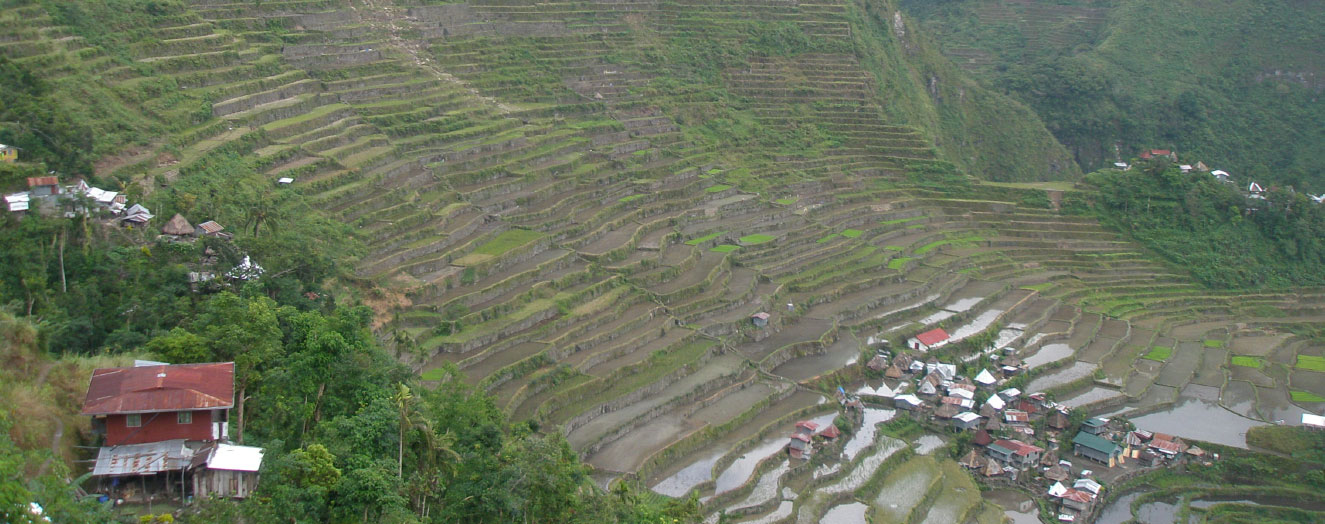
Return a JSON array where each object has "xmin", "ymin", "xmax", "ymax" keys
[
  {"xmin": 901, "ymin": 0, "xmax": 1325, "ymax": 191},
  {"xmin": 1084, "ymin": 161, "xmax": 1325, "ymax": 289}
]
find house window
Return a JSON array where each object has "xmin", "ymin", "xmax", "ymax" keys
[
  {"xmin": 126, "ymin": 414, "xmax": 141, "ymax": 428},
  {"xmin": 178, "ymin": 411, "xmax": 192, "ymax": 424}
]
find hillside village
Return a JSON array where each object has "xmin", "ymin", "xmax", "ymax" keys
[{"xmin": 2, "ymin": 1, "xmax": 1324, "ymax": 523}]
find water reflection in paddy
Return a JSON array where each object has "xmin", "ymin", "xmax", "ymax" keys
[{"xmin": 1130, "ymin": 397, "xmax": 1267, "ymax": 448}]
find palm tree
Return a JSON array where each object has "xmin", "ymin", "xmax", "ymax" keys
[{"xmin": 392, "ymin": 383, "xmax": 415, "ymax": 479}]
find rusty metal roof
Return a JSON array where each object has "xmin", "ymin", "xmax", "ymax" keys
[
  {"xmin": 92, "ymin": 440, "xmax": 193, "ymax": 476},
  {"xmin": 81, "ymin": 362, "xmax": 234, "ymax": 415},
  {"xmin": 197, "ymin": 220, "xmax": 225, "ymax": 234}
]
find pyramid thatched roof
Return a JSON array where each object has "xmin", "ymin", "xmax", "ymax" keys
[{"xmin": 162, "ymin": 213, "xmax": 195, "ymax": 236}]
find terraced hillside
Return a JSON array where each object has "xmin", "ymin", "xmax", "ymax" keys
[{"xmin": 4, "ymin": 0, "xmax": 1325, "ymax": 520}]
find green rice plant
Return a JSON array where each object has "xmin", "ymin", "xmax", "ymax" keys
[
  {"xmin": 774, "ymin": 197, "xmax": 797, "ymax": 205},
  {"xmin": 1203, "ymin": 339, "xmax": 1225, "ymax": 348},
  {"xmin": 1295, "ymin": 355, "xmax": 1325, "ymax": 372},
  {"xmin": 1289, "ymin": 390, "xmax": 1325, "ymax": 402},
  {"xmin": 473, "ymin": 229, "xmax": 544, "ymax": 256},
  {"xmin": 705, "ymin": 184, "xmax": 732, "ymax": 193},
  {"xmin": 619, "ymin": 194, "xmax": 645, "ymax": 203},
  {"xmin": 739, "ymin": 233, "xmax": 775, "ymax": 245},
  {"xmin": 841, "ymin": 229, "xmax": 863, "ymax": 238},
  {"xmin": 1143, "ymin": 346, "xmax": 1172, "ymax": 361},
  {"xmin": 1230, "ymin": 356, "xmax": 1261, "ymax": 368},
  {"xmin": 888, "ymin": 257, "xmax": 916, "ymax": 270},
  {"xmin": 685, "ymin": 232, "xmax": 724, "ymax": 245},
  {"xmin": 711, "ymin": 244, "xmax": 739, "ymax": 253},
  {"xmin": 817, "ymin": 233, "xmax": 839, "ymax": 243}
]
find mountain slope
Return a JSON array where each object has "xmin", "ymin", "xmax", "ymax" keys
[{"xmin": 902, "ymin": 0, "xmax": 1325, "ymax": 189}]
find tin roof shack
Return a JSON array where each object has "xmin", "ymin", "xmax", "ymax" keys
[
  {"xmin": 986, "ymin": 439, "xmax": 1044, "ymax": 469},
  {"xmin": 1080, "ymin": 417, "xmax": 1108, "ymax": 436},
  {"xmin": 90, "ymin": 439, "xmax": 195, "ymax": 504},
  {"xmin": 750, "ymin": 312, "xmax": 770, "ymax": 328},
  {"xmin": 1072, "ymin": 432, "xmax": 1123, "ymax": 467},
  {"xmin": 27, "ymin": 176, "xmax": 60, "ymax": 198},
  {"xmin": 81, "ymin": 362, "xmax": 235, "ymax": 446},
  {"xmin": 191, "ymin": 443, "xmax": 264, "ymax": 499}
]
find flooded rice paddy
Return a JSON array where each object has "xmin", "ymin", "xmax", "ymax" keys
[
  {"xmin": 1024, "ymin": 342, "xmax": 1074, "ymax": 368},
  {"xmin": 841, "ymin": 408, "xmax": 896, "ymax": 460},
  {"xmin": 819, "ymin": 502, "xmax": 868, "ymax": 524},
  {"xmin": 1130, "ymin": 397, "xmax": 1268, "ymax": 447}
]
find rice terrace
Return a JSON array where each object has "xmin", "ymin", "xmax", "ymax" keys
[{"xmin": 1, "ymin": 0, "xmax": 1323, "ymax": 522}]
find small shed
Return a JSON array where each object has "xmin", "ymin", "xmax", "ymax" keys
[
  {"xmin": 1211, "ymin": 169, "xmax": 1230, "ymax": 181},
  {"xmin": 974, "ymin": 369, "xmax": 997, "ymax": 388},
  {"xmin": 0, "ymin": 143, "xmax": 16, "ymax": 162},
  {"xmin": 191, "ymin": 443, "xmax": 264, "ymax": 499},
  {"xmin": 788, "ymin": 433, "xmax": 812, "ymax": 459},
  {"xmin": 952, "ymin": 411, "xmax": 981, "ymax": 430},
  {"xmin": 162, "ymin": 214, "xmax": 196, "ymax": 236},
  {"xmin": 908, "ymin": 328, "xmax": 950, "ymax": 352},
  {"xmin": 197, "ymin": 220, "xmax": 229, "ymax": 239},
  {"xmin": 819, "ymin": 424, "xmax": 841, "ymax": 441},
  {"xmin": 1080, "ymin": 418, "xmax": 1107, "ymax": 435},
  {"xmin": 27, "ymin": 176, "xmax": 60, "ymax": 197},
  {"xmin": 866, "ymin": 355, "xmax": 889, "ymax": 372},
  {"xmin": 750, "ymin": 312, "xmax": 770, "ymax": 328}
]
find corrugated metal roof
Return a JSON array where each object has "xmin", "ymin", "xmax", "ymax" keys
[
  {"xmin": 81, "ymin": 362, "xmax": 234, "ymax": 415},
  {"xmin": 92, "ymin": 440, "xmax": 192, "ymax": 476},
  {"xmin": 206, "ymin": 443, "xmax": 264, "ymax": 472},
  {"xmin": 197, "ymin": 220, "xmax": 225, "ymax": 234},
  {"xmin": 27, "ymin": 176, "xmax": 58, "ymax": 187}
]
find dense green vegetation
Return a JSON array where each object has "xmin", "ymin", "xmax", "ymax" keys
[
  {"xmin": 1085, "ymin": 161, "xmax": 1325, "ymax": 288},
  {"xmin": 901, "ymin": 0, "xmax": 1325, "ymax": 190}
]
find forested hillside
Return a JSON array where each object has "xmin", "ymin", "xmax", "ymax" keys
[{"xmin": 902, "ymin": 0, "xmax": 1325, "ymax": 190}]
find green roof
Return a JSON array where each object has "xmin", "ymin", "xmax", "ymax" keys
[
  {"xmin": 1083, "ymin": 417, "xmax": 1107, "ymax": 427},
  {"xmin": 1073, "ymin": 431, "xmax": 1121, "ymax": 455}
]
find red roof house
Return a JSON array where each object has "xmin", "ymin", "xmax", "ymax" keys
[
  {"xmin": 820, "ymin": 424, "xmax": 841, "ymax": 440},
  {"xmin": 908, "ymin": 328, "xmax": 950, "ymax": 352},
  {"xmin": 82, "ymin": 362, "xmax": 234, "ymax": 446}
]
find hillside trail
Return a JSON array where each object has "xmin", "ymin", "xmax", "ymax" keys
[{"xmin": 357, "ymin": 0, "xmax": 515, "ymax": 115}]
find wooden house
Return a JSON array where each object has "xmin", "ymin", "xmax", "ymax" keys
[
  {"xmin": 27, "ymin": 176, "xmax": 60, "ymax": 198},
  {"xmin": 985, "ymin": 439, "xmax": 1043, "ymax": 469},
  {"xmin": 0, "ymin": 143, "xmax": 16, "ymax": 162},
  {"xmin": 81, "ymin": 362, "xmax": 234, "ymax": 446}
]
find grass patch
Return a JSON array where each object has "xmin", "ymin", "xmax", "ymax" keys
[
  {"xmin": 915, "ymin": 234, "xmax": 984, "ymax": 255},
  {"xmin": 710, "ymin": 244, "xmax": 739, "ymax": 253},
  {"xmin": 420, "ymin": 367, "xmax": 449, "ymax": 381},
  {"xmin": 1230, "ymin": 356, "xmax": 1261, "ymax": 368},
  {"xmin": 1247, "ymin": 425, "xmax": 1325, "ymax": 455},
  {"xmin": 884, "ymin": 245, "xmax": 905, "ymax": 251},
  {"xmin": 1295, "ymin": 355, "xmax": 1325, "ymax": 372},
  {"xmin": 841, "ymin": 229, "xmax": 863, "ymax": 238},
  {"xmin": 684, "ymin": 231, "xmax": 723, "ymax": 245},
  {"xmin": 472, "ymin": 229, "xmax": 543, "ymax": 256},
  {"xmin": 1143, "ymin": 346, "xmax": 1173, "ymax": 361},
  {"xmin": 887, "ymin": 257, "xmax": 915, "ymax": 270},
  {"xmin": 1022, "ymin": 282, "xmax": 1054, "ymax": 292},
  {"xmin": 774, "ymin": 197, "xmax": 797, "ymax": 205},
  {"xmin": 817, "ymin": 233, "xmax": 839, "ymax": 243},
  {"xmin": 881, "ymin": 216, "xmax": 923, "ymax": 226},
  {"xmin": 1290, "ymin": 390, "xmax": 1325, "ymax": 403},
  {"xmin": 619, "ymin": 194, "xmax": 645, "ymax": 203},
  {"xmin": 739, "ymin": 233, "xmax": 775, "ymax": 245},
  {"xmin": 1203, "ymin": 339, "xmax": 1225, "ymax": 348},
  {"xmin": 705, "ymin": 184, "xmax": 732, "ymax": 193}
]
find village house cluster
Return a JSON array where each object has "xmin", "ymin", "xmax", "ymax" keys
[
  {"xmin": 1120, "ymin": 148, "xmax": 1324, "ymax": 204},
  {"xmin": 855, "ymin": 338, "xmax": 1220, "ymax": 522},
  {"xmin": 80, "ymin": 360, "xmax": 264, "ymax": 506}
]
